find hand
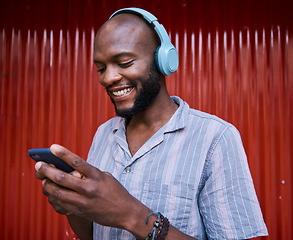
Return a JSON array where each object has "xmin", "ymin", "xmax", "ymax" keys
[
  {"xmin": 34, "ymin": 144, "xmax": 150, "ymax": 231},
  {"xmin": 35, "ymin": 162, "xmax": 82, "ymax": 216}
]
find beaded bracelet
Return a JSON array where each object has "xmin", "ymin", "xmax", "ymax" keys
[
  {"xmin": 145, "ymin": 212, "xmax": 161, "ymax": 240},
  {"xmin": 154, "ymin": 215, "xmax": 170, "ymax": 240},
  {"xmin": 145, "ymin": 212, "xmax": 170, "ymax": 240}
]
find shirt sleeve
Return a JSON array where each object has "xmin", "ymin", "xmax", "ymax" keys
[{"xmin": 198, "ymin": 126, "xmax": 268, "ymax": 239}]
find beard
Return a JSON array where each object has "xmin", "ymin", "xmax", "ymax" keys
[{"xmin": 110, "ymin": 61, "xmax": 162, "ymax": 119}]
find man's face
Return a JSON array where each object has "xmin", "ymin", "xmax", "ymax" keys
[
  {"xmin": 93, "ymin": 14, "xmax": 161, "ymax": 118},
  {"xmin": 110, "ymin": 60, "xmax": 161, "ymax": 118}
]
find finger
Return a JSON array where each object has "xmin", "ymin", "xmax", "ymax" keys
[
  {"xmin": 47, "ymin": 195, "xmax": 72, "ymax": 215},
  {"xmin": 42, "ymin": 180, "xmax": 49, "ymax": 196},
  {"xmin": 71, "ymin": 170, "xmax": 84, "ymax": 179},
  {"xmin": 44, "ymin": 181, "xmax": 73, "ymax": 215},
  {"xmin": 35, "ymin": 161, "xmax": 90, "ymax": 194},
  {"xmin": 35, "ymin": 170, "xmax": 46, "ymax": 180},
  {"xmin": 35, "ymin": 161, "xmax": 58, "ymax": 180},
  {"xmin": 43, "ymin": 179, "xmax": 88, "ymax": 217},
  {"xmin": 50, "ymin": 144, "xmax": 99, "ymax": 178}
]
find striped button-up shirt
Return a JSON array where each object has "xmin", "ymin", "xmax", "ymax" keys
[{"xmin": 87, "ymin": 96, "xmax": 268, "ymax": 239}]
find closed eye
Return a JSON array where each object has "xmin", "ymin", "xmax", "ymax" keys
[
  {"xmin": 97, "ymin": 67, "xmax": 106, "ymax": 73},
  {"xmin": 118, "ymin": 60, "xmax": 134, "ymax": 68}
]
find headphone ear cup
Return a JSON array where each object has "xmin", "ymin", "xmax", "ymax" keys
[{"xmin": 155, "ymin": 44, "xmax": 179, "ymax": 75}]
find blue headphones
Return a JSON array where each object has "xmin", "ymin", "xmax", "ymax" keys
[{"xmin": 110, "ymin": 7, "xmax": 179, "ymax": 76}]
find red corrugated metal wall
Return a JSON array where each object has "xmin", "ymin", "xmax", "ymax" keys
[{"xmin": 0, "ymin": 0, "xmax": 292, "ymax": 239}]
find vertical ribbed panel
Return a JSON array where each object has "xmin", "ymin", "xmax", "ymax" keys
[{"xmin": 0, "ymin": 0, "xmax": 292, "ymax": 239}]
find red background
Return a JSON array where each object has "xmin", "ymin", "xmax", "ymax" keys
[{"xmin": 1, "ymin": 0, "xmax": 292, "ymax": 239}]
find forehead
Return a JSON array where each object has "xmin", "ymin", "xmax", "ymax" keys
[{"xmin": 94, "ymin": 14, "xmax": 156, "ymax": 60}]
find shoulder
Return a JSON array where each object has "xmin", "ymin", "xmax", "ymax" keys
[
  {"xmin": 190, "ymin": 109, "xmax": 239, "ymax": 136},
  {"xmin": 190, "ymin": 108, "xmax": 231, "ymax": 126},
  {"xmin": 172, "ymin": 96, "xmax": 240, "ymax": 141},
  {"xmin": 173, "ymin": 96, "xmax": 233, "ymax": 129}
]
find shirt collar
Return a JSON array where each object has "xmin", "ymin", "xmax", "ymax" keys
[
  {"xmin": 164, "ymin": 96, "xmax": 189, "ymax": 133},
  {"xmin": 111, "ymin": 96, "xmax": 189, "ymax": 134}
]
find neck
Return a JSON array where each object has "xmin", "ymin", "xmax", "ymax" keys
[
  {"xmin": 127, "ymin": 88, "xmax": 178, "ymax": 130},
  {"xmin": 125, "ymin": 85, "xmax": 178, "ymax": 156}
]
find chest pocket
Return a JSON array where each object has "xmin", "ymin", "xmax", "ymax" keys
[{"xmin": 138, "ymin": 181, "xmax": 195, "ymax": 232}]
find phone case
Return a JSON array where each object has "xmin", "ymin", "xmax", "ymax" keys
[{"xmin": 28, "ymin": 148, "xmax": 74, "ymax": 173}]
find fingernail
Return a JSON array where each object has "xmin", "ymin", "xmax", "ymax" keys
[
  {"xmin": 35, "ymin": 161, "xmax": 42, "ymax": 171},
  {"xmin": 72, "ymin": 171, "xmax": 83, "ymax": 179},
  {"xmin": 42, "ymin": 179, "xmax": 46, "ymax": 186}
]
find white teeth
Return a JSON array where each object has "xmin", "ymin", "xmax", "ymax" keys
[{"xmin": 112, "ymin": 87, "xmax": 133, "ymax": 97}]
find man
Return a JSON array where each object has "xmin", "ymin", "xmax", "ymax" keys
[{"xmin": 35, "ymin": 8, "xmax": 268, "ymax": 240}]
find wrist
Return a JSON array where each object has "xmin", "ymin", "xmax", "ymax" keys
[
  {"xmin": 125, "ymin": 205, "xmax": 170, "ymax": 240},
  {"xmin": 122, "ymin": 199, "xmax": 155, "ymax": 239}
]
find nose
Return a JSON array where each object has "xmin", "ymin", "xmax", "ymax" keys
[{"xmin": 99, "ymin": 65, "xmax": 122, "ymax": 87}]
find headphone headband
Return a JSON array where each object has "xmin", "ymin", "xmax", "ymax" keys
[
  {"xmin": 109, "ymin": 7, "xmax": 179, "ymax": 75},
  {"xmin": 110, "ymin": 8, "xmax": 158, "ymax": 23}
]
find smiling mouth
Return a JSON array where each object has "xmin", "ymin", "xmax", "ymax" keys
[{"xmin": 112, "ymin": 87, "xmax": 134, "ymax": 97}]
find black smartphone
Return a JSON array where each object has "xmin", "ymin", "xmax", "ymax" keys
[{"xmin": 28, "ymin": 148, "xmax": 74, "ymax": 173}]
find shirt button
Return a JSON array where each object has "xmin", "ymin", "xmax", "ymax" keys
[{"xmin": 125, "ymin": 166, "xmax": 131, "ymax": 173}]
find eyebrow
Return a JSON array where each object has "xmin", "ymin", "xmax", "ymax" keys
[
  {"xmin": 113, "ymin": 52, "xmax": 135, "ymax": 58},
  {"xmin": 94, "ymin": 51, "xmax": 136, "ymax": 64}
]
